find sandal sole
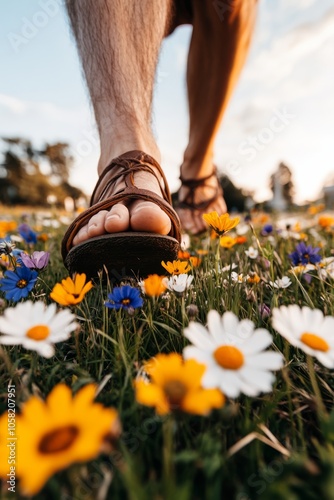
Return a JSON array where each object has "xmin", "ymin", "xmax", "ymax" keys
[{"xmin": 64, "ymin": 232, "xmax": 179, "ymax": 281}]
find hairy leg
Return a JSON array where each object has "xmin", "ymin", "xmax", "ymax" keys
[
  {"xmin": 178, "ymin": 0, "xmax": 258, "ymax": 233},
  {"xmin": 66, "ymin": 0, "xmax": 173, "ymax": 245}
]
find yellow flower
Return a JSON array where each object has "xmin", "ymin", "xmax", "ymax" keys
[
  {"xmin": 308, "ymin": 204, "xmax": 325, "ymax": 215},
  {"xmin": 202, "ymin": 211, "xmax": 240, "ymax": 236},
  {"xmin": 247, "ymin": 272, "xmax": 261, "ymax": 284},
  {"xmin": 161, "ymin": 260, "xmax": 191, "ymax": 275},
  {"xmin": 38, "ymin": 233, "xmax": 49, "ymax": 242},
  {"xmin": 135, "ymin": 353, "xmax": 225, "ymax": 416},
  {"xmin": 50, "ymin": 273, "xmax": 93, "ymax": 306},
  {"xmin": 0, "ymin": 384, "xmax": 120, "ymax": 496},
  {"xmin": 196, "ymin": 249, "xmax": 209, "ymax": 256},
  {"xmin": 178, "ymin": 250, "xmax": 191, "ymax": 259},
  {"xmin": 189, "ymin": 256, "xmax": 202, "ymax": 267},
  {"xmin": 235, "ymin": 236, "xmax": 247, "ymax": 244},
  {"xmin": 318, "ymin": 215, "xmax": 334, "ymax": 229},
  {"xmin": 0, "ymin": 220, "xmax": 17, "ymax": 238},
  {"xmin": 220, "ymin": 236, "xmax": 237, "ymax": 249},
  {"xmin": 177, "ymin": 251, "xmax": 201, "ymax": 267},
  {"xmin": 141, "ymin": 274, "xmax": 167, "ymax": 297}
]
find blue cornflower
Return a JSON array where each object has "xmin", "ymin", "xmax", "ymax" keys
[
  {"xmin": 105, "ymin": 285, "xmax": 143, "ymax": 311},
  {"xmin": 289, "ymin": 242, "xmax": 322, "ymax": 266},
  {"xmin": 261, "ymin": 224, "xmax": 274, "ymax": 236},
  {"xmin": 18, "ymin": 223, "xmax": 37, "ymax": 244},
  {"xmin": 0, "ymin": 266, "xmax": 38, "ymax": 301}
]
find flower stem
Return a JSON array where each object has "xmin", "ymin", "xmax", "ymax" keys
[
  {"xmin": 215, "ymin": 238, "xmax": 221, "ymax": 276},
  {"xmin": 162, "ymin": 415, "xmax": 175, "ymax": 496},
  {"xmin": 307, "ymin": 355, "xmax": 327, "ymax": 420}
]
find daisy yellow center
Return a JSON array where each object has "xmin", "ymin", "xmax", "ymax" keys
[
  {"xmin": 164, "ymin": 380, "xmax": 187, "ymax": 408},
  {"xmin": 38, "ymin": 425, "xmax": 79, "ymax": 454},
  {"xmin": 26, "ymin": 325, "xmax": 50, "ymax": 341},
  {"xmin": 17, "ymin": 279, "xmax": 28, "ymax": 289},
  {"xmin": 214, "ymin": 345, "xmax": 244, "ymax": 370},
  {"xmin": 122, "ymin": 299, "xmax": 130, "ymax": 305},
  {"xmin": 300, "ymin": 332, "xmax": 329, "ymax": 352}
]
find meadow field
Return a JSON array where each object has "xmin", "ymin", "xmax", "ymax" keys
[{"xmin": 1, "ymin": 205, "xmax": 334, "ymax": 500}]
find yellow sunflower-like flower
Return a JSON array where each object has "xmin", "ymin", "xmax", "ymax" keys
[
  {"xmin": 220, "ymin": 236, "xmax": 237, "ymax": 249},
  {"xmin": 0, "ymin": 220, "xmax": 17, "ymax": 238},
  {"xmin": 135, "ymin": 353, "xmax": 224, "ymax": 415},
  {"xmin": 141, "ymin": 274, "xmax": 167, "ymax": 297},
  {"xmin": 202, "ymin": 211, "xmax": 240, "ymax": 236},
  {"xmin": 318, "ymin": 215, "xmax": 334, "ymax": 229},
  {"xmin": 50, "ymin": 273, "xmax": 93, "ymax": 306},
  {"xmin": 161, "ymin": 260, "xmax": 191, "ymax": 275},
  {"xmin": 0, "ymin": 384, "xmax": 120, "ymax": 496}
]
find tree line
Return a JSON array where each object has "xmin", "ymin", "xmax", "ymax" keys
[{"xmin": 0, "ymin": 138, "xmax": 84, "ymax": 207}]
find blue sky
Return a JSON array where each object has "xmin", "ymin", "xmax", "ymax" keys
[{"xmin": 1, "ymin": 0, "xmax": 334, "ymax": 203}]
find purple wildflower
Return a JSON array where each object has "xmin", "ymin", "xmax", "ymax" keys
[
  {"xmin": 20, "ymin": 251, "xmax": 50, "ymax": 270},
  {"xmin": 289, "ymin": 242, "xmax": 322, "ymax": 266},
  {"xmin": 259, "ymin": 304, "xmax": 271, "ymax": 319}
]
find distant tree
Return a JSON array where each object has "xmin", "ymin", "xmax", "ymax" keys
[
  {"xmin": 269, "ymin": 162, "xmax": 295, "ymax": 206},
  {"xmin": 0, "ymin": 137, "xmax": 84, "ymax": 206},
  {"xmin": 41, "ymin": 142, "xmax": 73, "ymax": 184}
]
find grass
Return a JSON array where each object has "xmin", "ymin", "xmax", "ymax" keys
[{"xmin": 1, "ymin": 206, "xmax": 334, "ymax": 499}]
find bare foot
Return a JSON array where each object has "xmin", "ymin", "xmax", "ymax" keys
[
  {"xmin": 177, "ymin": 170, "xmax": 227, "ymax": 234},
  {"xmin": 72, "ymin": 160, "xmax": 172, "ymax": 246}
]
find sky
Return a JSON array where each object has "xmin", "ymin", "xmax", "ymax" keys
[{"xmin": 1, "ymin": 0, "xmax": 334, "ymax": 204}]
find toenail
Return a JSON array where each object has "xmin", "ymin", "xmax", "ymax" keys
[{"xmin": 107, "ymin": 214, "xmax": 121, "ymax": 220}]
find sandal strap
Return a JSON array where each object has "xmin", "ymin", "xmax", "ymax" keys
[
  {"xmin": 61, "ymin": 151, "xmax": 181, "ymax": 259},
  {"xmin": 91, "ymin": 150, "xmax": 172, "ymax": 206},
  {"xmin": 179, "ymin": 170, "xmax": 216, "ymax": 188},
  {"xmin": 178, "ymin": 168, "xmax": 222, "ymax": 210}
]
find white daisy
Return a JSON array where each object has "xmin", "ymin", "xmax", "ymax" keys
[
  {"xmin": 231, "ymin": 272, "xmax": 247, "ymax": 283},
  {"xmin": 318, "ymin": 257, "xmax": 334, "ymax": 280},
  {"xmin": 163, "ymin": 274, "xmax": 193, "ymax": 293},
  {"xmin": 245, "ymin": 246, "xmax": 258, "ymax": 259},
  {"xmin": 290, "ymin": 263, "xmax": 316, "ymax": 275},
  {"xmin": 236, "ymin": 223, "xmax": 250, "ymax": 236},
  {"xmin": 180, "ymin": 233, "xmax": 191, "ymax": 250},
  {"xmin": 220, "ymin": 263, "xmax": 237, "ymax": 273},
  {"xmin": 183, "ymin": 310, "xmax": 284, "ymax": 398},
  {"xmin": 0, "ymin": 300, "xmax": 79, "ymax": 358},
  {"xmin": 272, "ymin": 305, "xmax": 334, "ymax": 368},
  {"xmin": 269, "ymin": 276, "xmax": 292, "ymax": 289}
]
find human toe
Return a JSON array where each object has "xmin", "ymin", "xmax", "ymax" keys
[
  {"xmin": 130, "ymin": 201, "xmax": 171, "ymax": 235},
  {"xmin": 87, "ymin": 210, "xmax": 109, "ymax": 238},
  {"xmin": 73, "ymin": 225, "xmax": 89, "ymax": 246},
  {"xmin": 104, "ymin": 204, "xmax": 130, "ymax": 233}
]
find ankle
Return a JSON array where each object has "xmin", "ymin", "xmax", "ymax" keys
[
  {"xmin": 180, "ymin": 154, "xmax": 214, "ymax": 180},
  {"xmin": 98, "ymin": 133, "xmax": 161, "ymax": 175}
]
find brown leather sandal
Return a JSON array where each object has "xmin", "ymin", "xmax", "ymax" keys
[
  {"xmin": 178, "ymin": 169, "xmax": 223, "ymax": 211},
  {"xmin": 61, "ymin": 151, "xmax": 181, "ymax": 280}
]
